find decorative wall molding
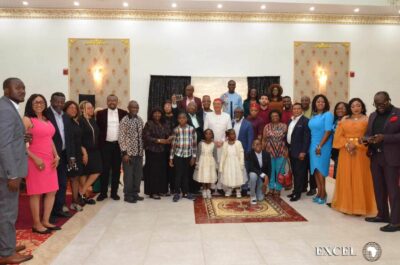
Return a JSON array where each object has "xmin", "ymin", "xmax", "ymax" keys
[{"xmin": 1, "ymin": 8, "xmax": 400, "ymax": 25}]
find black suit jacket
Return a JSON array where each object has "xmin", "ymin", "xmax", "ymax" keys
[
  {"xmin": 246, "ymin": 150, "xmax": 271, "ymax": 177},
  {"xmin": 187, "ymin": 111, "xmax": 204, "ymax": 143},
  {"xmin": 287, "ymin": 116, "xmax": 311, "ymax": 158},
  {"xmin": 96, "ymin": 108, "xmax": 128, "ymax": 147},
  {"xmin": 45, "ymin": 107, "xmax": 75, "ymax": 160}
]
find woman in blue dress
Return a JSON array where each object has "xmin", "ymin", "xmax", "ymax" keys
[{"xmin": 308, "ymin": 95, "xmax": 334, "ymax": 204}]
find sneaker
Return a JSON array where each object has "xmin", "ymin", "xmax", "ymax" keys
[
  {"xmin": 70, "ymin": 203, "xmax": 83, "ymax": 212},
  {"xmin": 236, "ymin": 189, "xmax": 242, "ymax": 198},
  {"xmin": 206, "ymin": 189, "xmax": 212, "ymax": 199},
  {"xmin": 202, "ymin": 190, "xmax": 207, "ymax": 199},
  {"xmin": 173, "ymin": 194, "xmax": 180, "ymax": 202},
  {"xmin": 225, "ymin": 189, "xmax": 232, "ymax": 197},
  {"xmin": 250, "ymin": 197, "xmax": 257, "ymax": 205}
]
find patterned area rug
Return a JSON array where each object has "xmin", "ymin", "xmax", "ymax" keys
[{"xmin": 194, "ymin": 195, "xmax": 307, "ymax": 224}]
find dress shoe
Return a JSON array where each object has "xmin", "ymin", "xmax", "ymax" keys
[
  {"xmin": 135, "ymin": 195, "xmax": 144, "ymax": 201},
  {"xmin": 15, "ymin": 245, "xmax": 26, "ymax": 252},
  {"xmin": 365, "ymin": 216, "xmax": 390, "ymax": 223},
  {"xmin": 287, "ymin": 193, "xmax": 295, "ymax": 198},
  {"xmin": 44, "ymin": 225, "xmax": 62, "ymax": 231},
  {"xmin": 111, "ymin": 194, "xmax": 120, "ymax": 201},
  {"xmin": 32, "ymin": 227, "xmax": 51, "ymax": 234},
  {"xmin": 0, "ymin": 252, "xmax": 33, "ymax": 264},
  {"xmin": 52, "ymin": 211, "xmax": 72, "ymax": 218},
  {"xmin": 124, "ymin": 197, "xmax": 137, "ymax": 203},
  {"xmin": 306, "ymin": 189, "xmax": 316, "ymax": 196},
  {"xmin": 173, "ymin": 194, "xmax": 180, "ymax": 202},
  {"xmin": 150, "ymin": 194, "xmax": 161, "ymax": 200},
  {"xmin": 290, "ymin": 195, "xmax": 300, "ymax": 202},
  {"xmin": 380, "ymin": 224, "xmax": 400, "ymax": 232},
  {"xmin": 96, "ymin": 193, "xmax": 107, "ymax": 201}
]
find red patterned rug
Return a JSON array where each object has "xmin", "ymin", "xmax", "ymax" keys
[{"xmin": 194, "ymin": 195, "xmax": 307, "ymax": 224}]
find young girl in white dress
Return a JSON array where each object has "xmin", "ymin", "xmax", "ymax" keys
[
  {"xmin": 193, "ymin": 129, "xmax": 218, "ymax": 199},
  {"xmin": 219, "ymin": 129, "xmax": 247, "ymax": 198}
]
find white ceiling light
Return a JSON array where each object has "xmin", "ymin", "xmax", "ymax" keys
[
  {"xmin": 354, "ymin": 8, "xmax": 360, "ymax": 13},
  {"xmin": 398, "ymin": 9, "xmax": 400, "ymax": 14},
  {"xmin": 123, "ymin": 2, "xmax": 129, "ymax": 7},
  {"xmin": 22, "ymin": 1, "xmax": 29, "ymax": 6},
  {"xmin": 217, "ymin": 4, "xmax": 223, "ymax": 9},
  {"xmin": 171, "ymin": 3, "xmax": 177, "ymax": 8},
  {"xmin": 261, "ymin": 5, "xmax": 266, "ymax": 10},
  {"xmin": 309, "ymin": 6, "xmax": 315, "ymax": 11},
  {"xmin": 73, "ymin": 1, "xmax": 80, "ymax": 7}
]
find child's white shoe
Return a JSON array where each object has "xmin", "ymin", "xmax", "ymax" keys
[
  {"xmin": 236, "ymin": 189, "xmax": 242, "ymax": 198},
  {"xmin": 206, "ymin": 189, "xmax": 212, "ymax": 199},
  {"xmin": 250, "ymin": 196, "xmax": 257, "ymax": 205},
  {"xmin": 202, "ymin": 189, "xmax": 207, "ymax": 199},
  {"xmin": 225, "ymin": 188, "xmax": 232, "ymax": 197}
]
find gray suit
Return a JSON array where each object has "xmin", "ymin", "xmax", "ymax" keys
[{"xmin": 0, "ymin": 96, "xmax": 28, "ymax": 257}]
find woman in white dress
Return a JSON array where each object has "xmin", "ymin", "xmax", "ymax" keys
[
  {"xmin": 219, "ymin": 129, "xmax": 247, "ymax": 198},
  {"xmin": 193, "ymin": 129, "xmax": 218, "ymax": 199}
]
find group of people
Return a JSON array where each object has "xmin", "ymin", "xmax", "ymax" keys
[{"xmin": 0, "ymin": 77, "xmax": 399, "ymax": 264}]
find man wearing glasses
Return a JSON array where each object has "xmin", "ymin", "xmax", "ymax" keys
[{"xmin": 364, "ymin": 91, "xmax": 400, "ymax": 232}]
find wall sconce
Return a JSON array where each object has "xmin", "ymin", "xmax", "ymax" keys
[
  {"xmin": 317, "ymin": 67, "xmax": 327, "ymax": 94},
  {"xmin": 93, "ymin": 66, "xmax": 103, "ymax": 84}
]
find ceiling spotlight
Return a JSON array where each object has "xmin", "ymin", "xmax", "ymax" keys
[
  {"xmin": 309, "ymin": 6, "xmax": 315, "ymax": 11},
  {"xmin": 73, "ymin": 1, "xmax": 80, "ymax": 7},
  {"xmin": 171, "ymin": 3, "xmax": 177, "ymax": 8},
  {"xmin": 217, "ymin": 4, "xmax": 223, "ymax": 9},
  {"xmin": 22, "ymin": 1, "xmax": 29, "ymax": 6},
  {"xmin": 354, "ymin": 8, "xmax": 360, "ymax": 13},
  {"xmin": 261, "ymin": 5, "xmax": 266, "ymax": 10},
  {"xmin": 123, "ymin": 2, "xmax": 129, "ymax": 7}
]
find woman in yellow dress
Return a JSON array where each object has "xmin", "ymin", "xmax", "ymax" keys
[{"xmin": 331, "ymin": 98, "xmax": 377, "ymax": 216}]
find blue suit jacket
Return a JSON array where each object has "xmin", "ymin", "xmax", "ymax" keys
[
  {"xmin": 236, "ymin": 118, "xmax": 254, "ymax": 154},
  {"xmin": 287, "ymin": 115, "xmax": 311, "ymax": 158}
]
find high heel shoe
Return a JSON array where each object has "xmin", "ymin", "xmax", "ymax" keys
[
  {"xmin": 317, "ymin": 197, "xmax": 327, "ymax": 204},
  {"xmin": 312, "ymin": 196, "xmax": 320, "ymax": 203}
]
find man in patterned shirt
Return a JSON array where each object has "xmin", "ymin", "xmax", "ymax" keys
[
  {"xmin": 169, "ymin": 112, "xmax": 197, "ymax": 202},
  {"xmin": 118, "ymin": 100, "xmax": 144, "ymax": 203}
]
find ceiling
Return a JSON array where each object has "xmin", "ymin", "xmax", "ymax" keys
[{"xmin": 0, "ymin": 0, "xmax": 399, "ymax": 16}]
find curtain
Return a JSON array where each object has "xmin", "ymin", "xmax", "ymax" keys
[
  {"xmin": 247, "ymin": 76, "xmax": 280, "ymax": 97},
  {"xmin": 148, "ymin": 75, "xmax": 191, "ymax": 117}
]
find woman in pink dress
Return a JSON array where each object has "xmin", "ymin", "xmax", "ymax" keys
[{"xmin": 23, "ymin": 94, "xmax": 60, "ymax": 234}]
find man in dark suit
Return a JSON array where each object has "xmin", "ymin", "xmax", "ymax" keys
[
  {"xmin": 185, "ymin": 102, "xmax": 203, "ymax": 194},
  {"xmin": 175, "ymin": 84, "xmax": 202, "ymax": 113},
  {"xmin": 46, "ymin": 92, "xmax": 75, "ymax": 219},
  {"xmin": 247, "ymin": 138, "xmax": 271, "ymax": 204},
  {"xmin": 96, "ymin": 95, "xmax": 128, "ymax": 201},
  {"xmin": 365, "ymin": 91, "xmax": 400, "ymax": 232},
  {"xmin": 0, "ymin": 78, "xmax": 33, "ymax": 264},
  {"xmin": 233, "ymin": 107, "xmax": 254, "ymax": 154},
  {"xmin": 286, "ymin": 103, "xmax": 311, "ymax": 202}
]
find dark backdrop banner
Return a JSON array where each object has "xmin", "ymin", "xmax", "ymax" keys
[
  {"xmin": 148, "ymin": 75, "xmax": 191, "ymax": 117},
  {"xmin": 247, "ymin": 76, "xmax": 280, "ymax": 97}
]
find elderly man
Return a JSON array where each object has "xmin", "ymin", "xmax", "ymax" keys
[
  {"xmin": 202, "ymin": 95, "xmax": 213, "ymax": 121},
  {"xmin": 0, "ymin": 78, "xmax": 33, "ymax": 264},
  {"xmin": 233, "ymin": 107, "xmax": 254, "ymax": 154},
  {"xmin": 365, "ymin": 91, "xmax": 400, "ymax": 232},
  {"xmin": 118, "ymin": 100, "xmax": 144, "ymax": 204},
  {"xmin": 221, "ymin": 80, "xmax": 243, "ymax": 120},
  {"xmin": 204, "ymin": 98, "xmax": 232, "ymax": 193}
]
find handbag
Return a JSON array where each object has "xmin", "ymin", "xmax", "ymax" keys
[{"xmin": 277, "ymin": 158, "xmax": 293, "ymax": 188}]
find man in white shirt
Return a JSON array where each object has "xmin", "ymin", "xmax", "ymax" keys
[
  {"xmin": 204, "ymin": 98, "xmax": 232, "ymax": 193},
  {"xmin": 286, "ymin": 103, "xmax": 311, "ymax": 202},
  {"xmin": 202, "ymin": 95, "xmax": 213, "ymax": 121},
  {"xmin": 96, "ymin": 95, "xmax": 128, "ymax": 201}
]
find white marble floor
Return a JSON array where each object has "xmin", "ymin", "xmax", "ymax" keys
[{"xmin": 27, "ymin": 179, "xmax": 400, "ymax": 265}]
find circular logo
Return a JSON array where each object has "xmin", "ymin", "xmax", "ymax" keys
[{"xmin": 362, "ymin": 242, "xmax": 382, "ymax": 262}]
